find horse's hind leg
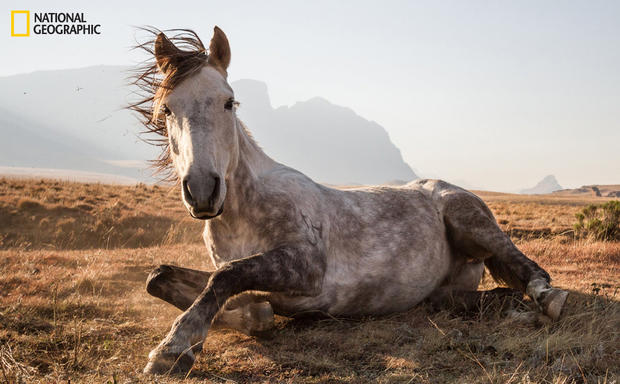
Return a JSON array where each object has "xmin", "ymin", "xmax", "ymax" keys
[
  {"xmin": 442, "ymin": 191, "xmax": 568, "ymax": 321},
  {"xmin": 146, "ymin": 265, "xmax": 274, "ymax": 335},
  {"xmin": 430, "ymin": 259, "xmax": 523, "ymax": 314},
  {"xmin": 430, "ymin": 286, "xmax": 523, "ymax": 316}
]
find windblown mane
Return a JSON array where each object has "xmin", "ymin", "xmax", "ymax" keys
[{"xmin": 129, "ymin": 27, "xmax": 208, "ymax": 181}]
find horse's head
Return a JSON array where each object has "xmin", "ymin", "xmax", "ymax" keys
[{"xmin": 153, "ymin": 27, "xmax": 237, "ymax": 219}]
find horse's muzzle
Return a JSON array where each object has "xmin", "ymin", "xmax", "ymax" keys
[
  {"xmin": 190, "ymin": 205, "xmax": 224, "ymax": 220},
  {"xmin": 182, "ymin": 173, "xmax": 223, "ymax": 219}
]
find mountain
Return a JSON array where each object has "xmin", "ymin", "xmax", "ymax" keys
[
  {"xmin": 233, "ymin": 79, "xmax": 417, "ymax": 185},
  {"xmin": 520, "ymin": 175, "xmax": 563, "ymax": 195},
  {"xmin": 0, "ymin": 66, "xmax": 416, "ymax": 185}
]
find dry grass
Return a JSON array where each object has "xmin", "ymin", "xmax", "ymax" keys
[
  {"xmin": 0, "ymin": 178, "xmax": 618, "ymax": 383},
  {"xmin": 475, "ymin": 191, "xmax": 618, "ymax": 239},
  {"xmin": 0, "ymin": 178, "xmax": 203, "ymax": 250}
]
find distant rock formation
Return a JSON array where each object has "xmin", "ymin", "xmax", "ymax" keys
[
  {"xmin": 552, "ymin": 185, "xmax": 620, "ymax": 197},
  {"xmin": 233, "ymin": 79, "xmax": 417, "ymax": 185},
  {"xmin": 520, "ymin": 175, "xmax": 563, "ymax": 195}
]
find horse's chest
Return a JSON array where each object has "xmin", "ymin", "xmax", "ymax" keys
[{"xmin": 204, "ymin": 222, "xmax": 270, "ymax": 268}]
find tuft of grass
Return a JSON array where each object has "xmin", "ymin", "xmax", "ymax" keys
[
  {"xmin": 0, "ymin": 343, "xmax": 37, "ymax": 383},
  {"xmin": 574, "ymin": 200, "xmax": 620, "ymax": 241}
]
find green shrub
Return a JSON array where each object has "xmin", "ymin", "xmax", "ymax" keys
[{"xmin": 574, "ymin": 200, "xmax": 620, "ymax": 241}]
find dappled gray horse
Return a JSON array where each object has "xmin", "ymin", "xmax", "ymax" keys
[{"xmin": 130, "ymin": 27, "xmax": 568, "ymax": 375}]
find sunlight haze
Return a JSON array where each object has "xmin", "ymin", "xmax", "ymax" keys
[{"xmin": 2, "ymin": 0, "xmax": 619, "ymax": 191}]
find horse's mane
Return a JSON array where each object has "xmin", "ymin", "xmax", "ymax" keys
[{"xmin": 129, "ymin": 27, "xmax": 208, "ymax": 181}]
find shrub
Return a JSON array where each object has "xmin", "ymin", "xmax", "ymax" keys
[{"xmin": 574, "ymin": 200, "xmax": 620, "ymax": 241}]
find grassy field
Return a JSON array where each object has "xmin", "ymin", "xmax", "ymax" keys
[{"xmin": 0, "ymin": 178, "xmax": 618, "ymax": 383}]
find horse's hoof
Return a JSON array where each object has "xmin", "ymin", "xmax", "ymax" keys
[
  {"xmin": 143, "ymin": 345, "xmax": 195, "ymax": 375},
  {"xmin": 505, "ymin": 310, "xmax": 552, "ymax": 326},
  {"xmin": 247, "ymin": 301, "xmax": 275, "ymax": 334},
  {"xmin": 540, "ymin": 289, "xmax": 568, "ymax": 321}
]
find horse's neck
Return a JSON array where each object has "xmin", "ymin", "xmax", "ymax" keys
[
  {"xmin": 224, "ymin": 118, "xmax": 277, "ymax": 216},
  {"xmin": 205, "ymin": 118, "xmax": 278, "ymax": 264}
]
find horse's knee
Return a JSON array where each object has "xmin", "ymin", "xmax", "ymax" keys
[
  {"xmin": 146, "ymin": 265, "xmax": 174, "ymax": 299},
  {"xmin": 145, "ymin": 265, "xmax": 209, "ymax": 310}
]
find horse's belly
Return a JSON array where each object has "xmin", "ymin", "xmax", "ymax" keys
[
  {"xmin": 326, "ymin": 247, "xmax": 451, "ymax": 315},
  {"xmin": 270, "ymin": 237, "xmax": 452, "ymax": 316}
]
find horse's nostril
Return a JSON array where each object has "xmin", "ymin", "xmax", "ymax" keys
[
  {"xmin": 210, "ymin": 176, "xmax": 221, "ymax": 204},
  {"xmin": 183, "ymin": 174, "xmax": 222, "ymax": 212},
  {"xmin": 182, "ymin": 178, "xmax": 196, "ymax": 207}
]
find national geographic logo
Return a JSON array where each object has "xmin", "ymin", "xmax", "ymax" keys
[{"xmin": 10, "ymin": 11, "xmax": 102, "ymax": 36}]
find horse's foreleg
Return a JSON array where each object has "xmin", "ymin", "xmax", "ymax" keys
[
  {"xmin": 443, "ymin": 193, "xmax": 568, "ymax": 321},
  {"xmin": 146, "ymin": 265, "xmax": 274, "ymax": 335},
  {"xmin": 146, "ymin": 265, "xmax": 211, "ymax": 310},
  {"xmin": 143, "ymin": 245, "xmax": 325, "ymax": 375}
]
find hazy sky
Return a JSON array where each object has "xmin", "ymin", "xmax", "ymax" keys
[{"xmin": 2, "ymin": 1, "xmax": 619, "ymax": 191}]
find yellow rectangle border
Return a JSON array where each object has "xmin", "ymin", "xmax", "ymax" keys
[{"xmin": 11, "ymin": 10, "xmax": 30, "ymax": 37}]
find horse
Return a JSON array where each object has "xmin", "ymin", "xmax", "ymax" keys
[{"xmin": 130, "ymin": 26, "xmax": 568, "ymax": 375}]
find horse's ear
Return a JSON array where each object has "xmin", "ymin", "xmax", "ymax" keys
[
  {"xmin": 154, "ymin": 32, "xmax": 180, "ymax": 73},
  {"xmin": 207, "ymin": 26, "xmax": 231, "ymax": 74}
]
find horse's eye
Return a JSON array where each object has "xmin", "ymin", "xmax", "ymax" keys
[
  {"xmin": 224, "ymin": 98, "xmax": 235, "ymax": 110},
  {"xmin": 162, "ymin": 104, "xmax": 171, "ymax": 116}
]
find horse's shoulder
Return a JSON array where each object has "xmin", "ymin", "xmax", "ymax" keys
[{"xmin": 251, "ymin": 165, "xmax": 326, "ymax": 227}]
